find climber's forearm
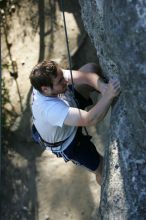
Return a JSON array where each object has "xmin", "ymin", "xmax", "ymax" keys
[
  {"xmin": 64, "ymin": 94, "xmax": 113, "ymax": 127},
  {"xmin": 64, "ymin": 79, "xmax": 120, "ymax": 127},
  {"xmin": 86, "ymin": 94, "xmax": 113, "ymax": 125}
]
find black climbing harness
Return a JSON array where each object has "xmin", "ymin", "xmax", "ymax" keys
[{"xmin": 32, "ymin": 124, "xmax": 71, "ymax": 151}]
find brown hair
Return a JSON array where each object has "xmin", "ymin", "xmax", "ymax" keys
[{"xmin": 29, "ymin": 60, "xmax": 58, "ymax": 92}]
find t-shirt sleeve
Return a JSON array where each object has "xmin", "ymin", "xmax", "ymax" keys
[
  {"xmin": 62, "ymin": 69, "xmax": 70, "ymax": 81},
  {"xmin": 44, "ymin": 100, "xmax": 69, "ymax": 127}
]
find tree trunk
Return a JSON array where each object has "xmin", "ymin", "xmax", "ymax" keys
[{"xmin": 79, "ymin": 0, "xmax": 146, "ymax": 219}]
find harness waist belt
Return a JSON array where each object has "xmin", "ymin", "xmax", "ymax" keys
[{"xmin": 32, "ymin": 124, "xmax": 69, "ymax": 148}]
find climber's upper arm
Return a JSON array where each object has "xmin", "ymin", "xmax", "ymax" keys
[{"xmin": 64, "ymin": 107, "xmax": 93, "ymax": 127}]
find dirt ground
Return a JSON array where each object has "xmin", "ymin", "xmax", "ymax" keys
[{"xmin": 1, "ymin": 1, "xmax": 109, "ymax": 219}]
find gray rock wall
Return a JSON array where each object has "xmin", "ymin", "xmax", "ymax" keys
[{"xmin": 79, "ymin": 0, "xmax": 146, "ymax": 219}]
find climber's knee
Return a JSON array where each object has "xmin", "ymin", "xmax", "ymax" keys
[{"xmin": 79, "ymin": 62, "xmax": 101, "ymax": 74}]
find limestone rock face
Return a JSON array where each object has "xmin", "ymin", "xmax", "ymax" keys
[{"xmin": 79, "ymin": 0, "xmax": 146, "ymax": 219}]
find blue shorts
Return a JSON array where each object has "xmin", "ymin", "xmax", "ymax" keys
[
  {"xmin": 52, "ymin": 87, "xmax": 100, "ymax": 172},
  {"xmin": 53, "ymin": 129, "xmax": 100, "ymax": 171}
]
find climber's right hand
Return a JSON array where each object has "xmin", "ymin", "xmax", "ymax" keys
[{"xmin": 103, "ymin": 78, "xmax": 121, "ymax": 99}]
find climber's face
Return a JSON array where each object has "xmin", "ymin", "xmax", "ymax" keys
[
  {"xmin": 51, "ymin": 68, "xmax": 68, "ymax": 95},
  {"xmin": 41, "ymin": 68, "xmax": 68, "ymax": 96}
]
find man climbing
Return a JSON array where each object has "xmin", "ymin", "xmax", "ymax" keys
[{"xmin": 29, "ymin": 60, "xmax": 121, "ymax": 185}]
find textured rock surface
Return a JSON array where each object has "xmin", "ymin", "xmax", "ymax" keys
[{"xmin": 79, "ymin": 0, "xmax": 146, "ymax": 219}]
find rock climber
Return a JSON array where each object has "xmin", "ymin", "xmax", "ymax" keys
[{"xmin": 29, "ymin": 60, "xmax": 121, "ymax": 185}]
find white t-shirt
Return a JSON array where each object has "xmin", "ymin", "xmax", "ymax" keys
[{"xmin": 31, "ymin": 69, "xmax": 78, "ymax": 152}]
